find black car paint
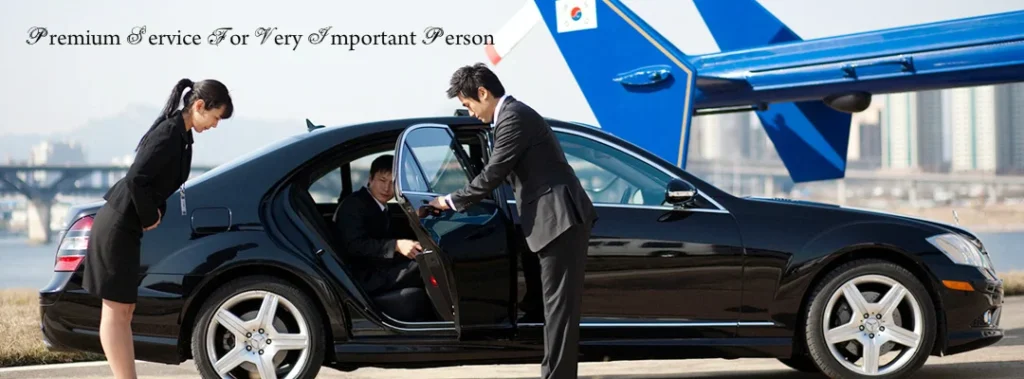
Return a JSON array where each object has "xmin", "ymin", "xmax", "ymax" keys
[{"xmin": 40, "ymin": 116, "xmax": 1004, "ymax": 370}]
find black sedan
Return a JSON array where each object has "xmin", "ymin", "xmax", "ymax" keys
[{"xmin": 41, "ymin": 116, "xmax": 1004, "ymax": 379}]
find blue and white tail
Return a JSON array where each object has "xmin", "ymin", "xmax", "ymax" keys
[{"xmin": 487, "ymin": 0, "xmax": 854, "ymax": 182}]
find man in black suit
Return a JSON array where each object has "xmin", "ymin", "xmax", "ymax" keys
[
  {"xmin": 335, "ymin": 155, "xmax": 424, "ymax": 297},
  {"xmin": 430, "ymin": 63, "xmax": 598, "ymax": 379}
]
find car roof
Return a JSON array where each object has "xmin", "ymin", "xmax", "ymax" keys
[
  {"xmin": 310, "ymin": 115, "xmax": 598, "ymax": 135},
  {"xmin": 186, "ymin": 115, "xmax": 601, "ymax": 188}
]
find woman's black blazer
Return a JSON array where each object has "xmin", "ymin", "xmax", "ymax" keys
[{"xmin": 104, "ymin": 111, "xmax": 194, "ymax": 229}]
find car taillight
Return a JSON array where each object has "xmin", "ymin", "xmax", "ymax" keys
[{"xmin": 54, "ymin": 216, "xmax": 93, "ymax": 272}]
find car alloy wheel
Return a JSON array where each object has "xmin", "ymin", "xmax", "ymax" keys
[
  {"xmin": 192, "ymin": 276, "xmax": 325, "ymax": 379},
  {"xmin": 805, "ymin": 259, "xmax": 936, "ymax": 379}
]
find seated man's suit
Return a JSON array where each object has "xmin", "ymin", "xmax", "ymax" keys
[{"xmin": 334, "ymin": 187, "xmax": 422, "ymax": 296}]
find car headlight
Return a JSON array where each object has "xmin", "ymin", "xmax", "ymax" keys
[{"xmin": 927, "ymin": 233, "xmax": 989, "ymax": 268}]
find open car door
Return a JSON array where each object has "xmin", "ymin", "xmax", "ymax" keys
[{"xmin": 394, "ymin": 123, "xmax": 516, "ymax": 340}]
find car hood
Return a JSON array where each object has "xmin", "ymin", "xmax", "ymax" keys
[{"xmin": 743, "ymin": 196, "xmax": 980, "ymax": 240}]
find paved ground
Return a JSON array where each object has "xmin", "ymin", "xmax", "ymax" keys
[{"xmin": 3, "ymin": 297, "xmax": 1022, "ymax": 379}]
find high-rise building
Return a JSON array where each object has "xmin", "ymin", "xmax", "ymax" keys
[
  {"xmin": 690, "ymin": 112, "xmax": 748, "ymax": 162},
  {"xmin": 859, "ymin": 121, "xmax": 883, "ymax": 169},
  {"xmin": 950, "ymin": 86, "xmax": 999, "ymax": 173},
  {"xmin": 881, "ymin": 92, "xmax": 917, "ymax": 170},
  {"xmin": 880, "ymin": 91, "xmax": 947, "ymax": 172},
  {"xmin": 27, "ymin": 141, "xmax": 87, "ymax": 184},
  {"xmin": 849, "ymin": 101, "xmax": 883, "ymax": 168},
  {"xmin": 744, "ymin": 113, "xmax": 779, "ymax": 162},
  {"xmin": 916, "ymin": 90, "xmax": 947, "ymax": 172},
  {"xmin": 29, "ymin": 141, "xmax": 85, "ymax": 166},
  {"xmin": 996, "ymin": 83, "xmax": 1024, "ymax": 174}
]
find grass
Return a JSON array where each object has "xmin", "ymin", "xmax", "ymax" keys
[
  {"xmin": 1003, "ymin": 271, "xmax": 1024, "ymax": 298},
  {"xmin": 1, "ymin": 272, "xmax": 1023, "ymax": 368},
  {"xmin": 0, "ymin": 289, "xmax": 103, "ymax": 367}
]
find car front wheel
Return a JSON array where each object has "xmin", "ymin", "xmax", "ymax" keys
[
  {"xmin": 191, "ymin": 276, "xmax": 325, "ymax": 379},
  {"xmin": 804, "ymin": 259, "xmax": 936, "ymax": 378}
]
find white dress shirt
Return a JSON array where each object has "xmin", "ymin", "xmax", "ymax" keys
[
  {"xmin": 444, "ymin": 94, "xmax": 509, "ymax": 211},
  {"xmin": 367, "ymin": 186, "xmax": 386, "ymax": 211}
]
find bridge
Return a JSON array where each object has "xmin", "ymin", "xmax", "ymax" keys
[{"xmin": 0, "ymin": 165, "xmax": 215, "ymax": 244}]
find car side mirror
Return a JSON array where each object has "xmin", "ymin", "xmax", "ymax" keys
[{"xmin": 665, "ymin": 179, "xmax": 698, "ymax": 207}]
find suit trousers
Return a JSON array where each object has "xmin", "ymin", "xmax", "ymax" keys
[
  {"xmin": 538, "ymin": 223, "xmax": 590, "ymax": 379},
  {"xmin": 377, "ymin": 259, "xmax": 421, "ymax": 295}
]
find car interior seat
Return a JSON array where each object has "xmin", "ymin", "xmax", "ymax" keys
[{"xmin": 324, "ymin": 187, "xmax": 441, "ymax": 323}]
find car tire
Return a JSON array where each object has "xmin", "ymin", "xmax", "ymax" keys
[
  {"xmin": 804, "ymin": 259, "xmax": 936, "ymax": 379},
  {"xmin": 777, "ymin": 355, "xmax": 820, "ymax": 373},
  {"xmin": 191, "ymin": 276, "xmax": 325, "ymax": 379}
]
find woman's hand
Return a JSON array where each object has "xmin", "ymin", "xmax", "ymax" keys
[{"xmin": 144, "ymin": 209, "xmax": 162, "ymax": 231}]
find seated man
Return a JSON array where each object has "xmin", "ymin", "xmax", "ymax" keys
[{"xmin": 335, "ymin": 155, "xmax": 425, "ymax": 301}]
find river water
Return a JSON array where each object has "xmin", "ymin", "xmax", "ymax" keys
[{"xmin": 1, "ymin": 232, "xmax": 1022, "ymax": 290}]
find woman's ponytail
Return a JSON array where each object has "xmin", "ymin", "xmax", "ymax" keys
[{"xmin": 136, "ymin": 78, "xmax": 193, "ymax": 152}]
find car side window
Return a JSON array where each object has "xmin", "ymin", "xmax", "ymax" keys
[
  {"xmin": 308, "ymin": 150, "xmax": 398, "ymax": 205},
  {"xmin": 308, "ymin": 167, "xmax": 342, "ymax": 204},
  {"xmin": 555, "ymin": 132, "xmax": 673, "ymax": 206},
  {"xmin": 400, "ymin": 127, "xmax": 471, "ymax": 195},
  {"xmin": 349, "ymin": 151, "xmax": 394, "ymax": 201}
]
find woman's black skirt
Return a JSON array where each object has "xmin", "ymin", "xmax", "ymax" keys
[{"xmin": 82, "ymin": 203, "xmax": 144, "ymax": 304}]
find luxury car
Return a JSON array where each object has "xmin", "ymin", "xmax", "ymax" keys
[{"xmin": 41, "ymin": 116, "xmax": 1004, "ymax": 379}]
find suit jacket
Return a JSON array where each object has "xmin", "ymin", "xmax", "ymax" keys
[
  {"xmin": 450, "ymin": 96, "xmax": 598, "ymax": 252},
  {"xmin": 335, "ymin": 187, "xmax": 400, "ymax": 294},
  {"xmin": 104, "ymin": 110, "xmax": 193, "ymax": 229}
]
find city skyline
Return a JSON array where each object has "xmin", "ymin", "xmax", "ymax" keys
[{"xmin": 688, "ymin": 82, "xmax": 1024, "ymax": 177}]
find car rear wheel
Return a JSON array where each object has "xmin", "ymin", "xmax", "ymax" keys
[
  {"xmin": 191, "ymin": 276, "xmax": 325, "ymax": 379},
  {"xmin": 804, "ymin": 259, "xmax": 936, "ymax": 378}
]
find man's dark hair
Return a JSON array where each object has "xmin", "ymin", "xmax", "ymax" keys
[
  {"xmin": 369, "ymin": 154, "xmax": 393, "ymax": 180},
  {"xmin": 446, "ymin": 63, "xmax": 505, "ymax": 100}
]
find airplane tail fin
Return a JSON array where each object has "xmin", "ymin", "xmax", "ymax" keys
[
  {"xmin": 535, "ymin": 0, "xmax": 699, "ymax": 167},
  {"xmin": 692, "ymin": 0, "xmax": 800, "ymax": 50},
  {"xmin": 695, "ymin": 0, "xmax": 852, "ymax": 182}
]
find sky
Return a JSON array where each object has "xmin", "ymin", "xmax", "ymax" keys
[{"xmin": 3, "ymin": 0, "xmax": 1024, "ymax": 140}]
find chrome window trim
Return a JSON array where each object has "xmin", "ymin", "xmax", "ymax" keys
[
  {"xmin": 517, "ymin": 321, "xmax": 775, "ymax": 328},
  {"xmin": 374, "ymin": 316, "xmax": 457, "ymax": 333},
  {"xmin": 546, "ymin": 127, "xmax": 730, "ymax": 214},
  {"xmin": 373, "ymin": 320, "xmax": 776, "ymax": 332},
  {"xmin": 403, "ymin": 190, "xmax": 442, "ymax": 197},
  {"xmin": 505, "ymin": 199, "xmax": 727, "ymax": 214}
]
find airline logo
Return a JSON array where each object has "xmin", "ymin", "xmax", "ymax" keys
[{"xmin": 557, "ymin": 0, "xmax": 597, "ymax": 33}]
